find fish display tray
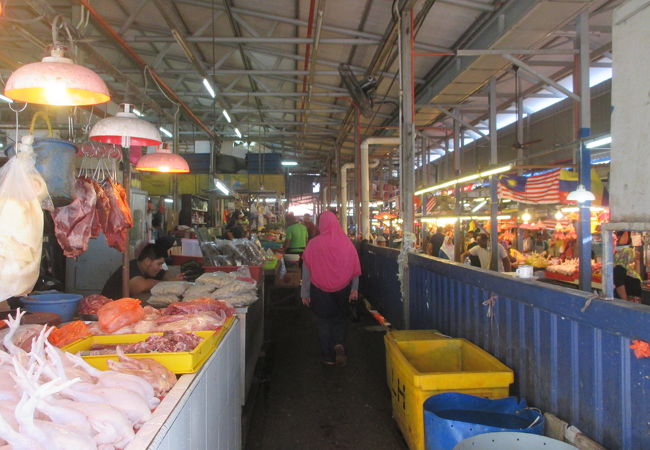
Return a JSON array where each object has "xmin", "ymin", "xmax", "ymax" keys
[{"xmin": 62, "ymin": 316, "xmax": 236, "ymax": 374}]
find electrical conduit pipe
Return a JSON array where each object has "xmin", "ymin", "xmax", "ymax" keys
[{"xmin": 361, "ymin": 137, "xmax": 400, "ymax": 239}]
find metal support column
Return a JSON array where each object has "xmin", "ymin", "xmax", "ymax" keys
[
  {"xmin": 489, "ymin": 78, "xmax": 499, "ymax": 271},
  {"xmin": 602, "ymin": 226, "xmax": 614, "ymax": 298},
  {"xmin": 121, "ymin": 147, "xmax": 131, "ymax": 299},
  {"xmin": 399, "ymin": 7, "xmax": 416, "ymax": 328},
  {"xmin": 577, "ymin": 11, "xmax": 592, "ymax": 291},
  {"xmin": 399, "ymin": 9, "xmax": 415, "ymax": 236},
  {"xmin": 453, "ymin": 115, "xmax": 462, "ymax": 261}
]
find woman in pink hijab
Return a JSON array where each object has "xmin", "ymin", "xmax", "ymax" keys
[{"xmin": 302, "ymin": 211, "xmax": 361, "ymax": 366}]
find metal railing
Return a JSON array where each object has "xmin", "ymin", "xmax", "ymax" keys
[{"xmin": 360, "ymin": 244, "xmax": 650, "ymax": 450}]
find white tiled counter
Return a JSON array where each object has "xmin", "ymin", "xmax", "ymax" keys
[{"xmin": 126, "ymin": 318, "xmax": 242, "ymax": 450}]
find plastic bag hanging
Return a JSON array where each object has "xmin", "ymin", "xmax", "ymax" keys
[{"xmin": 0, "ymin": 135, "xmax": 52, "ymax": 301}]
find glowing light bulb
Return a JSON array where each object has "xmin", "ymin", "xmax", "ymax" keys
[
  {"xmin": 521, "ymin": 211, "xmax": 532, "ymax": 223},
  {"xmin": 554, "ymin": 211, "xmax": 564, "ymax": 221},
  {"xmin": 158, "ymin": 166, "xmax": 170, "ymax": 172},
  {"xmin": 44, "ymin": 85, "xmax": 70, "ymax": 106}
]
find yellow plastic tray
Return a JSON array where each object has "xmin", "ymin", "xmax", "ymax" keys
[{"xmin": 62, "ymin": 316, "xmax": 235, "ymax": 374}]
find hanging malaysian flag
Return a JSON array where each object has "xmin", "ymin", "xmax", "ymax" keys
[{"xmin": 497, "ymin": 169, "xmax": 561, "ymax": 204}]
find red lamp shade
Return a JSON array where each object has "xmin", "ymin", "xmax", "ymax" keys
[
  {"xmin": 4, "ymin": 47, "xmax": 110, "ymax": 106},
  {"xmin": 90, "ymin": 104, "xmax": 162, "ymax": 147},
  {"xmin": 135, "ymin": 144, "xmax": 189, "ymax": 173}
]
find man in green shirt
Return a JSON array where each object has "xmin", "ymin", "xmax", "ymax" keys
[{"xmin": 283, "ymin": 214, "xmax": 308, "ymax": 254}]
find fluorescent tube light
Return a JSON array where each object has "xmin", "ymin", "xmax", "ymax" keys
[
  {"xmin": 159, "ymin": 127, "xmax": 173, "ymax": 138},
  {"xmin": 234, "ymin": 128, "xmax": 242, "ymax": 138},
  {"xmin": 471, "ymin": 200, "xmax": 487, "ymax": 213},
  {"xmin": 215, "ymin": 180, "xmax": 229, "ymax": 196},
  {"xmin": 164, "ymin": 198, "xmax": 173, "ymax": 204},
  {"xmin": 585, "ymin": 135, "xmax": 611, "ymax": 149},
  {"xmin": 222, "ymin": 109, "xmax": 231, "ymax": 123},
  {"xmin": 415, "ymin": 164, "xmax": 512, "ymax": 196},
  {"xmin": 132, "ymin": 108, "xmax": 143, "ymax": 117},
  {"xmin": 281, "ymin": 161, "xmax": 298, "ymax": 166},
  {"xmin": 202, "ymin": 78, "xmax": 216, "ymax": 98},
  {"xmin": 0, "ymin": 94, "xmax": 14, "ymax": 103}
]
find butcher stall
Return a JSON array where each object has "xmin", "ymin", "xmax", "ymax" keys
[{"xmin": 126, "ymin": 317, "xmax": 241, "ymax": 450}]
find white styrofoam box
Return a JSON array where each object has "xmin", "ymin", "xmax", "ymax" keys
[{"xmin": 181, "ymin": 238, "xmax": 203, "ymax": 257}]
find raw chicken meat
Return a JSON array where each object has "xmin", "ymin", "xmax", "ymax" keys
[
  {"xmin": 0, "ymin": 135, "xmax": 50, "ymax": 301},
  {"xmin": 155, "ymin": 311, "xmax": 227, "ymax": 332},
  {"xmin": 108, "ymin": 349, "xmax": 176, "ymax": 397},
  {"xmin": 78, "ymin": 294, "xmax": 113, "ymax": 315},
  {"xmin": 52, "ymin": 177, "xmax": 97, "ymax": 258},
  {"xmin": 0, "ymin": 310, "xmax": 159, "ymax": 449},
  {"xmin": 0, "ymin": 324, "xmax": 44, "ymax": 352},
  {"xmin": 163, "ymin": 298, "xmax": 236, "ymax": 317},
  {"xmin": 102, "ymin": 178, "xmax": 133, "ymax": 253}
]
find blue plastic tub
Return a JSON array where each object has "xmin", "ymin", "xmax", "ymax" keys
[
  {"xmin": 20, "ymin": 293, "xmax": 83, "ymax": 322},
  {"xmin": 423, "ymin": 393, "xmax": 544, "ymax": 450}
]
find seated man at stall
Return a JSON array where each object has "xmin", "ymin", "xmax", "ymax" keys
[
  {"xmin": 101, "ymin": 243, "xmax": 184, "ymax": 299},
  {"xmin": 460, "ymin": 232, "xmax": 511, "ymax": 272}
]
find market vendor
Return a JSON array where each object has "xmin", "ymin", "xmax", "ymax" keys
[
  {"xmin": 614, "ymin": 265, "xmax": 642, "ymax": 301},
  {"xmin": 283, "ymin": 213, "xmax": 308, "ymax": 254},
  {"xmin": 101, "ymin": 244, "xmax": 184, "ymax": 300},
  {"xmin": 460, "ymin": 233, "xmax": 511, "ymax": 272}
]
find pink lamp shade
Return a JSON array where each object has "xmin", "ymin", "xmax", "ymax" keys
[
  {"xmin": 4, "ymin": 47, "xmax": 110, "ymax": 106},
  {"xmin": 135, "ymin": 144, "xmax": 190, "ymax": 173},
  {"xmin": 90, "ymin": 104, "xmax": 162, "ymax": 147}
]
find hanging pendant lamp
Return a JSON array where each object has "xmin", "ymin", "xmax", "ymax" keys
[
  {"xmin": 90, "ymin": 104, "xmax": 162, "ymax": 147},
  {"xmin": 5, "ymin": 16, "xmax": 109, "ymax": 106},
  {"xmin": 135, "ymin": 143, "xmax": 190, "ymax": 173},
  {"xmin": 566, "ymin": 184, "xmax": 595, "ymax": 203}
]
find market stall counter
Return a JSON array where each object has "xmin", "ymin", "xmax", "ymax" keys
[{"xmin": 126, "ymin": 318, "xmax": 241, "ymax": 449}]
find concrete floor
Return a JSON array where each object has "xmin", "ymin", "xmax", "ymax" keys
[{"xmin": 245, "ymin": 289, "xmax": 408, "ymax": 450}]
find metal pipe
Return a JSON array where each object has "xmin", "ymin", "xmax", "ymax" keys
[
  {"xmin": 577, "ymin": 11, "xmax": 592, "ymax": 291},
  {"xmin": 124, "ymin": 36, "xmax": 379, "ymax": 45},
  {"xmin": 361, "ymin": 137, "xmax": 401, "ymax": 239},
  {"xmin": 340, "ymin": 162, "xmax": 355, "ymax": 233},
  {"xmin": 489, "ymin": 77, "xmax": 499, "ymax": 271}
]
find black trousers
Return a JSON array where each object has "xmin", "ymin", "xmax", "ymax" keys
[{"xmin": 310, "ymin": 283, "xmax": 351, "ymax": 362}]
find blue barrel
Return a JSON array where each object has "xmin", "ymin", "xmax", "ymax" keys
[
  {"xmin": 6, "ymin": 138, "xmax": 77, "ymax": 206},
  {"xmin": 423, "ymin": 393, "xmax": 544, "ymax": 450}
]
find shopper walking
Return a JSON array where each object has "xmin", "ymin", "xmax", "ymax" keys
[{"xmin": 301, "ymin": 211, "xmax": 361, "ymax": 366}]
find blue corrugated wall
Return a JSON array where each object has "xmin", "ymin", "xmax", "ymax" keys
[
  {"xmin": 360, "ymin": 245, "xmax": 650, "ymax": 449},
  {"xmin": 359, "ymin": 245, "xmax": 404, "ymax": 329}
]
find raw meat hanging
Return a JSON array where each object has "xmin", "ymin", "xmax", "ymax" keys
[
  {"xmin": 102, "ymin": 178, "xmax": 133, "ymax": 253},
  {"xmin": 51, "ymin": 177, "xmax": 97, "ymax": 258},
  {"xmin": 90, "ymin": 179, "xmax": 110, "ymax": 238}
]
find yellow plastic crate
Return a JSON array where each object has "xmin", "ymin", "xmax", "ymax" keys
[
  {"xmin": 63, "ymin": 316, "xmax": 235, "ymax": 374},
  {"xmin": 384, "ymin": 331, "xmax": 513, "ymax": 450}
]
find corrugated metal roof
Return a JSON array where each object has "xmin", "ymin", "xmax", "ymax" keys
[{"xmin": 0, "ymin": 0, "xmax": 616, "ymax": 171}]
